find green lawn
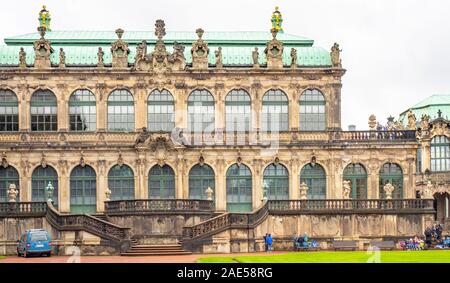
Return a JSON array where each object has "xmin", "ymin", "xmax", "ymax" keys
[
  {"xmin": 0, "ymin": 256, "xmax": 5, "ymax": 260},
  {"xmin": 197, "ymin": 250, "xmax": 450, "ymax": 263}
]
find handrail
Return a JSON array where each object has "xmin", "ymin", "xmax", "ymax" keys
[{"xmin": 105, "ymin": 199, "xmax": 214, "ymax": 214}]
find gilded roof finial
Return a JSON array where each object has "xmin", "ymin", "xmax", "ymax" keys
[
  {"xmin": 39, "ymin": 5, "xmax": 51, "ymax": 32},
  {"xmin": 271, "ymin": 6, "xmax": 283, "ymax": 33}
]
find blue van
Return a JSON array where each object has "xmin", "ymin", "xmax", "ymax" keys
[{"xmin": 17, "ymin": 229, "xmax": 52, "ymax": 257}]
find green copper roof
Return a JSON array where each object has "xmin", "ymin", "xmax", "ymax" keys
[
  {"xmin": 399, "ymin": 94, "xmax": 450, "ymax": 123},
  {"xmin": 0, "ymin": 30, "xmax": 331, "ymax": 67}
]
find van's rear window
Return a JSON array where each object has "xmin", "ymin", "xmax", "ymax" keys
[{"xmin": 30, "ymin": 234, "xmax": 48, "ymax": 241}]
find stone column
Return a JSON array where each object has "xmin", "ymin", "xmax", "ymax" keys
[
  {"xmin": 135, "ymin": 86, "xmax": 147, "ymax": 130},
  {"xmin": 57, "ymin": 84, "xmax": 69, "ymax": 131},
  {"xmin": 421, "ymin": 140, "xmax": 431, "ymax": 172},
  {"xmin": 174, "ymin": 87, "xmax": 187, "ymax": 129},
  {"xmin": 96, "ymin": 160, "xmax": 107, "ymax": 213},
  {"xmin": 290, "ymin": 159, "xmax": 299, "ymax": 199},
  {"xmin": 334, "ymin": 161, "xmax": 343, "ymax": 199},
  {"xmin": 251, "ymin": 83, "xmax": 262, "ymax": 133},
  {"xmin": 96, "ymin": 84, "xmax": 107, "ymax": 131},
  {"xmin": 252, "ymin": 159, "xmax": 263, "ymax": 209},
  {"xmin": 58, "ymin": 161, "xmax": 70, "ymax": 213},
  {"xmin": 182, "ymin": 160, "xmax": 190, "ymax": 199},
  {"xmin": 18, "ymin": 86, "xmax": 30, "ymax": 131},
  {"xmin": 176, "ymin": 154, "xmax": 185, "ymax": 199},
  {"xmin": 19, "ymin": 164, "xmax": 31, "ymax": 202},
  {"xmin": 368, "ymin": 164, "xmax": 379, "ymax": 199},
  {"xmin": 215, "ymin": 159, "xmax": 226, "ymax": 212},
  {"xmin": 328, "ymin": 83, "xmax": 342, "ymax": 131},
  {"xmin": 215, "ymin": 85, "xmax": 225, "ymax": 131},
  {"xmin": 289, "ymin": 86, "xmax": 299, "ymax": 131}
]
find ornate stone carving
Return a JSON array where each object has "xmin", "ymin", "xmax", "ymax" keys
[
  {"xmin": 79, "ymin": 151, "xmax": 86, "ymax": 167},
  {"xmin": 343, "ymin": 180, "xmax": 352, "ymax": 199},
  {"xmin": 117, "ymin": 150, "xmax": 124, "ymax": 167},
  {"xmin": 407, "ymin": 110, "xmax": 417, "ymax": 130},
  {"xmin": 368, "ymin": 114, "xmax": 377, "ymax": 130},
  {"xmin": 420, "ymin": 181, "xmax": 434, "ymax": 199},
  {"xmin": 169, "ymin": 41, "xmax": 186, "ymax": 71},
  {"xmin": 19, "ymin": 48, "xmax": 27, "ymax": 69},
  {"xmin": 97, "ymin": 47, "xmax": 105, "ymax": 68},
  {"xmin": 383, "ymin": 183, "xmax": 395, "ymax": 200},
  {"xmin": 191, "ymin": 28, "xmax": 209, "ymax": 70},
  {"xmin": 199, "ymin": 154, "xmax": 205, "ymax": 167},
  {"xmin": 205, "ymin": 187, "xmax": 214, "ymax": 201},
  {"xmin": 252, "ymin": 47, "xmax": 260, "ymax": 68},
  {"xmin": 111, "ymin": 28, "xmax": 130, "ymax": 68},
  {"xmin": 215, "ymin": 47, "xmax": 223, "ymax": 69},
  {"xmin": 431, "ymin": 120, "xmax": 449, "ymax": 137},
  {"xmin": 33, "ymin": 26, "xmax": 53, "ymax": 69},
  {"xmin": 330, "ymin": 43, "xmax": 342, "ymax": 68},
  {"xmin": 421, "ymin": 114, "xmax": 430, "ymax": 131},
  {"xmin": 299, "ymin": 182, "xmax": 309, "ymax": 200},
  {"xmin": 265, "ymin": 28, "xmax": 283, "ymax": 69},
  {"xmin": 105, "ymin": 187, "xmax": 112, "ymax": 201},
  {"xmin": 7, "ymin": 184, "xmax": 19, "ymax": 203},
  {"xmin": 59, "ymin": 48, "xmax": 66, "ymax": 68},
  {"xmin": 290, "ymin": 48, "xmax": 298, "ymax": 68},
  {"xmin": 40, "ymin": 152, "xmax": 47, "ymax": 168},
  {"xmin": 1, "ymin": 152, "xmax": 8, "ymax": 168}
]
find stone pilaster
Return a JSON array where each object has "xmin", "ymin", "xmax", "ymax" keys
[
  {"xmin": 135, "ymin": 84, "xmax": 147, "ymax": 130},
  {"xmin": 96, "ymin": 160, "xmax": 107, "ymax": 213},
  {"xmin": 96, "ymin": 83, "xmax": 107, "ymax": 131}
]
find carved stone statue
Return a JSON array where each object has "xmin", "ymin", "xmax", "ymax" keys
[
  {"xmin": 19, "ymin": 48, "xmax": 27, "ymax": 68},
  {"xmin": 111, "ymin": 28, "xmax": 130, "ymax": 68},
  {"xmin": 394, "ymin": 121, "xmax": 404, "ymax": 130},
  {"xmin": 134, "ymin": 40, "xmax": 147, "ymax": 66},
  {"xmin": 59, "ymin": 48, "xmax": 66, "ymax": 68},
  {"xmin": 97, "ymin": 47, "xmax": 105, "ymax": 67},
  {"xmin": 205, "ymin": 187, "xmax": 214, "ymax": 201},
  {"xmin": 191, "ymin": 28, "xmax": 209, "ymax": 70},
  {"xmin": 421, "ymin": 114, "xmax": 430, "ymax": 131},
  {"xmin": 265, "ymin": 28, "xmax": 284, "ymax": 69},
  {"xmin": 7, "ymin": 184, "xmax": 19, "ymax": 203},
  {"xmin": 169, "ymin": 41, "xmax": 186, "ymax": 71},
  {"xmin": 299, "ymin": 182, "xmax": 309, "ymax": 200},
  {"xmin": 105, "ymin": 187, "xmax": 112, "ymax": 201},
  {"xmin": 46, "ymin": 181, "xmax": 54, "ymax": 203},
  {"xmin": 330, "ymin": 42, "xmax": 342, "ymax": 68},
  {"xmin": 290, "ymin": 48, "xmax": 298, "ymax": 68},
  {"xmin": 383, "ymin": 183, "xmax": 395, "ymax": 200},
  {"xmin": 33, "ymin": 26, "xmax": 53, "ymax": 69},
  {"xmin": 407, "ymin": 110, "xmax": 417, "ymax": 130},
  {"xmin": 342, "ymin": 180, "xmax": 352, "ymax": 199},
  {"xmin": 215, "ymin": 47, "xmax": 223, "ymax": 69},
  {"xmin": 421, "ymin": 181, "xmax": 434, "ymax": 199},
  {"xmin": 252, "ymin": 47, "xmax": 259, "ymax": 68},
  {"xmin": 368, "ymin": 114, "xmax": 377, "ymax": 130}
]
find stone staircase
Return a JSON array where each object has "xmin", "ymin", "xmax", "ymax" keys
[{"xmin": 121, "ymin": 243, "xmax": 192, "ymax": 256}]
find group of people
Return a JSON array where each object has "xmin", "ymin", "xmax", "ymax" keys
[
  {"xmin": 292, "ymin": 233, "xmax": 318, "ymax": 250},
  {"xmin": 263, "ymin": 233, "xmax": 273, "ymax": 252},
  {"xmin": 424, "ymin": 223, "xmax": 444, "ymax": 248},
  {"xmin": 401, "ymin": 223, "xmax": 446, "ymax": 250},
  {"xmin": 400, "ymin": 236, "xmax": 426, "ymax": 250}
]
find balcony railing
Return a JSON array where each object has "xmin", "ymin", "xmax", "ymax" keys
[
  {"xmin": 104, "ymin": 199, "xmax": 214, "ymax": 214},
  {"xmin": 0, "ymin": 202, "xmax": 47, "ymax": 217}
]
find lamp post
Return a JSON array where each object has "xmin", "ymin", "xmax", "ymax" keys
[{"xmin": 45, "ymin": 181, "xmax": 54, "ymax": 204}]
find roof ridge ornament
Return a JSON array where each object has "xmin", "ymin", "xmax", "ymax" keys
[
  {"xmin": 265, "ymin": 28, "xmax": 284, "ymax": 69},
  {"xmin": 33, "ymin": 26, "xmax": 53, "ymax": 69},
  {"xmin": 271, "ymin": 6, "xmax": 283, "ymax": 33},
  {"xmin": 191, "ymin": 28, "xmax": 209, "ymax": 70},
  {"xmin": 39, "ymin": 5, "xmax": 51, "ymax": 32},
  {"xmin": 155, "ymin": 19, "xmax": 166, "ymax": 41},
  {"xmin": 111, "ymin": 28, "xmax": 130, "ymax": 69}
]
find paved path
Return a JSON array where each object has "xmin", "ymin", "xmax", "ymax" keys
[{"xmin": 0, "ymin": 252, "xmax": 285, "ymax": 263}]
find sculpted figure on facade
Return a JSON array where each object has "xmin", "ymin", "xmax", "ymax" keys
[
  {"xmin": 290, "ymin": 48, "xmax": 298, "ymax": 68},
  {"xmin": 111, "ymin": 28, "xmax": 130, "ymax": 68},
  {"xmin": 59, "ymin": 48, "xmax": 66, "ymax": 68},
  {"xmin": 421, "ymin": 180, "xmax": 434, "ymax": 199},
  {"xmin": 33, "ymin": 26, "xmax": 53, "ymax": 69},
  {"xmin": 252, "ymin": 47, "xmax": 260, "ymax": 68},
  {"xmin": 368, "ymin": 114, "xmax": 377, "ymax": 130},
  {"xmin": 215, "ymin": 47, "xmax": 223, "ymax": 69},
  {"xmin": 97, "ymin": 47, "xmax": 105, "ymax": 67},
  {"xmin": 169, "ymin": 41, "xmax": 186, "ymax": 70},
  {"xmin": 265, "ymin": 28, "xmax": 283, "ymax": 69},
  {"xmin": 431, "ymin": 120, "xmax": 450, "ymax": 137},
  {"xmin": 330, "ymin": 42, "xmax": 342, "ymax": 68},
  {"xmin": 205, "ymin": 187, "xmax": 214, "ymax": 201},
  {"xmin": 105, "ymin": 187, "xmax": 112, "ymax": 202},
  {"xmin": 421, "ymin": 114, "xmax": 430, "ymax": 131},
  {"xmin": 1, "ymin": 152, "xmax": 8, "ymax": 168},
  {"xmin": 7, "ymin": 184, "xmax": 19, "ymax": 203},
  {"xmin": 383, "ymin": 183, "xmax": 395, "ymax": 200},
  {"xmin": 19, "ymin": 48, "xmax": 27, "ymax": 68},
  {"xmin": 407, "ymin": 110, "xmax": 417, "ymax": 130},
  {"xmin": 134, "ymin": 40, "xmax": 147, "ymax": 67},
  {"xmin": 191, "ymin": 28, "xmax": 209, "ymax": 70},
  {"xmin": 299, "ymin": 182, "xmax": 309, "ymax": 200},
  {"xmin": 342, "ymin": 180, "xmax": 352, "ymax": 199}
]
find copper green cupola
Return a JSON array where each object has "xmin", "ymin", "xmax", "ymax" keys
[
  {"xmin": 271, "ymin": 6, "xmax": 283, "ymax": 33},
  {"xmin": 38, "ymin": 5, "xmax": 51, "ymax": 31}
]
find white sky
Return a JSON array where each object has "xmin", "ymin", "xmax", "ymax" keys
[{"xmin": 1, "ymin": 0, "xmax": 449, "ymax": 130}]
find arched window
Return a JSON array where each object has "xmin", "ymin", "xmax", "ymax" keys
[
  {"xmin": 32, "ymin": 166, "xmax": 58, "ymax": 207},
  {"xmin": 299, "ymin": 89, "xmax": 326, "ymax": 131},
  {"xmin": 225, "ymin": 89, "xmax": 251, "ymax": 133},
  {"xmin": 0, "ymin": 89, "xmax": 19, "ymax": 132},
  {"xmin": 431, "ymin": 136, "xmax": 450, "ymax": 172},
  {"xmin": 262, "ymin": 89, "xmax": 289, "ymax": 132},
  {"xmin": 300, "ymin": 164, "xmax": 326, "ymax": 199},
  {"xmin": 148, "ymin": 165, "xmax": 175, "ymax": 199},
  {"xmin": 189, "ymin": 164, "xmax": 215, "ymax": 200},
  {"xmin": 148, "ymin": 89, "xmax": 175, "ymax": 132},
  {"xmin": 263, "ymin": 163, "xmax": 289, "ymax": 200},
  {"xmin": 30, "ymin": 90, "xmax": 57, "ymax": 131},
  {"xmin": 107, "ymin": 89, "xmax": 135, "ymax": 132},
  {"xmin": 343, "ymin": 163, "xmax": 368, "ymax": 199},
  {"xmin": 70, "ymin": 165, "xmax": 96, "ymax": 214},
  {"xmin": 379, "ymin": 163, "xmax": 403, "ymax": 199},
  {"xmin": 187, "ymin": 89, "xmax": 215, "ymax": 133},
  {"xmin": 0, "ymin": 166, "xmax": 19, "ymax": 202},
  {"xmin": 226, "ymin": 164, "xmax": 252, "ymax": 212},
  {"xmin": 108, "ymin": 165, "xmax": 135, "ymax": 200},
  {"xmin": 69, "ymin": 89, "xmax": 96, "ymax": 132}
]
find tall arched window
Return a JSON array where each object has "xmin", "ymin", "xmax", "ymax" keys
[
  {"xmin": 107, "ymin": 89, "xmax": 135, "ymax": 132},
  {"xmin": 299, "ymin": 89, "xmax": 326, "ymax": 131},
  {"xmin": 0, "ymin": 166, "xmax": 19, "ymax": 202},
  {"xmin": 379, "ymin": 163, "xmax": 403, "ymax": 199},
  {"xmin": 69, "ymin": 89, "xmax": 96, "ymax": 132},
  {"xmin": 30, "ymin": 90, "xmax": 57, "ymax": 131},
  {"xmin": 262, "ymin": 89, "xmax": 289, "ymax": 132},
  {"xmin": 0, "ymin": 89, "xmax": 19, "ymax": 132},
  {"xmin": 189, "ymin": 164, "xmax": 215, "ymax": 200},
  {"xmin": 148, "ymin": 165, "xmax": 175, "ymax": 199},
  {"xmin": 300, "ymin": 163, "xmax": 326, "ymax": 199},
  {"xmin": 225, "ymin": 89, "xmax": 251, "ymax": 133},
  {"xmin": 108, "ymin": 165, "xmax": 135, "ymax": 200},
  {"xmin": 32, "ymin": 166, "xmax": 58, "ymax": 207},
  {"xmin": 431, "ymin": 136, "xmax": 450, "ymax": 172},
  {"xmin": 226, "ymin": 164, "xmax": 252, "ymax": 212},
  {"xmin": 148, "ymin": 89, "xmax": 175, "ymax": 132},
  {"xmin": 187, "ymin": 89, "xmax": 215, "ymax": 133},
  {"xmin": 263, "ymin": 163, "xmax": 289, "ymax": 200},
  {"xmin": 70, "ymin": 165, "xmax": 96, "ymax": 214},
  {"xmin": 343, "ymin": 163, "xmax": 367, "ymax": 199}
]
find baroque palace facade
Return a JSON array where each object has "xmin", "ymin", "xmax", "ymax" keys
[{"xmin": 0, "ymin": 7, "xmax": 422, "ymax": 213}]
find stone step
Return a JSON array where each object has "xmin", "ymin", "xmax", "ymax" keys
[
  {"xmin": 121, "ymin": 251, "xmax": 192, "ymax": 256},
  {"xmin": 121, "ymin": 244, "xmax": 191, "ymax": 256}
]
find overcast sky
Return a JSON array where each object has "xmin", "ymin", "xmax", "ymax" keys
[{"xmin": 1, "ymin": 0, "xmax": 449, "ymax": 130}]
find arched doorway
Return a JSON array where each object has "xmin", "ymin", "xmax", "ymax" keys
[
  {"xmin": 148, "ymin": 165, "xmax": 176, "ymax": 199},
  {"xmin": 226, "ymin": 164, "xmax": 252, "ymax": 212},
  {"xmin": 70, "ymin": 165, "xmax": 96, "ymax": 214}
]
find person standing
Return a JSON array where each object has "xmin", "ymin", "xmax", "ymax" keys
[
  {"xmin": 424, "ymin": 227, "xmax": 432, "ymax": 249},
  {"xmin": 263, "ymin": 233, "xmax": 268, "ymax": 252}
]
